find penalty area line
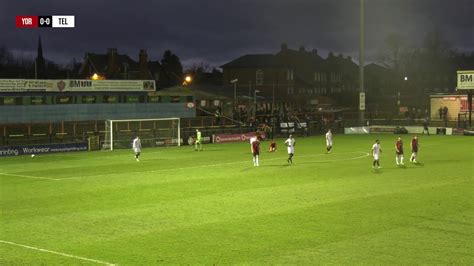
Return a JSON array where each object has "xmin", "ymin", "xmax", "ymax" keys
[
  {"xmin": 0, "ymin": 172, "xmax": 60, "ymax": 181},
  {"xmin": 0, "ymin": 240, "xmax": 115, "ymax": 265},
  {"xmin": 61, "ymin": 151, "xmax": 370, "ymax": 180}
]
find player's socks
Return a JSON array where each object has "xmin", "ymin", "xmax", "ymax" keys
[
  {"xmin": 396, "ymin": 156, "xmax": 399, "ymax": 165},
  {"xmin": 400, "ymin": 156, "xmax": 404, "ymax": 165}
]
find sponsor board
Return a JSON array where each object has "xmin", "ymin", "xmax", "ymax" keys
[
  {"xmin": 213, "ymin": 132, "xmax": 266, "ymax": 143},
  {"xmin": 0, "ymin": 142, "xmax": 87, "ymax": 157},
  {"xmin": 369, "ymin": 126, "xmax": 396, "ymax": 133},
  {"xmin": 187, "ymin": 136, "xmax": 211, "ymax": 145},
  {"xmin": 344, "ymin": 127, "xmax": 370, "ymax": 134},
  {"xmin": 0, "ymin": 79, "xmax": 155, "ymax": 92},
  {"xmin": 369, "ymin": 126, "xmax": 441, "ymax": 135},
  {"xmin": 457, "ymin": 70, "xmax": 474, "ymax": 90},
  {"xmin": 154, "ymin": 138, "xmax": 183, "ymax": 146}
]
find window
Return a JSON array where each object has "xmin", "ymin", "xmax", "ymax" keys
[
  {"xmin": 287, "ymin": 69, "xmax": 294, "ymax": 81},
  {"xmin": 287, "ymin": 86, "xmax": 294, "ymax": 95},
  {"xmin": 314, "ymin": 72, "xmax": 321, "ymax": 82},
  {"xmin": 321, "ymin": 73, "xmax": 326, "ymax": 82},
  {"xmin": 256, "ymin": 69, "xmax": 264, "ymax": 85}
]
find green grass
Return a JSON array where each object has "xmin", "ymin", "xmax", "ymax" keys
[{"xmin": 1, "ymin": 134, "xmax": 473, "ymax": 265}]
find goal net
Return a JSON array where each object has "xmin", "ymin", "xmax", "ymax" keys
[{"xmin": 102, "ymin": 118, "xmax": 180, "ymax": 151}]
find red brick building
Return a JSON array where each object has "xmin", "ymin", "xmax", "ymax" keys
[
  {"xmin": 78, "ymin": 48, "xmax": 164, "ymax": 81},
  {"xmin": 221, "ymin": 44, "xmax": 359, "ymax": 108}
]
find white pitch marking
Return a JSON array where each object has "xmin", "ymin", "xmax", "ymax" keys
[
  {"xmin": 61, "ymin": 151, "xmax": 370, "ymax": 180},
  {"xmin": 0, "ymin": 240, "xmax": 115, "ymax": 265},
  {"xmin": 0, "ymin": 172, "xmax": 60, "ymax": 181}
]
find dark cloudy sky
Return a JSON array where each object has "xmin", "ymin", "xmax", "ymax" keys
[{"xmin": 1, "ymin": 0, "xmax": 473, "ymax": 69}]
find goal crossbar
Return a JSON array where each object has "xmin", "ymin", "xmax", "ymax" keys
[{"xmin": 104, "ymin": 117, "xmax": 181, "ymax": 151}]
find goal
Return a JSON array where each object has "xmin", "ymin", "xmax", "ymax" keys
[{"xmin": 102, "ymin": 118, "xmax": 180, "ymax": 151}]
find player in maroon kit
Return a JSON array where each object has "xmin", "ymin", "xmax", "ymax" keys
[
  {"xmin": 268, "ymin": 139, "xmax": 277, "ymax": 152},
  {"xmin": 410, "ymin": 135, "xmax": 419, "ymax": 163},
  {"xmin": 395, "ymin": 136, "xmax": 404, "ymax": 165},
  {"xmin": 252, "ymin": 138, "xmax": 260, "ymax": 166}
]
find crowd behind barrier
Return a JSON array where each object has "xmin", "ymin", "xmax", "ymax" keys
[{"xmin": 0, "ymin": 107, "xmax": 470, "ymax": 148}]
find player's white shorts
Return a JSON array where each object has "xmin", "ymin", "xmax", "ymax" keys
[
  {"xmin": 373, "ymin": 154, "xmax": 379, "ymax": 160},
  {"xmin": 134, "ymin": 148, "xmax": 141, "ymax": 153},
  {"xmin": 326, "ymin": 141, "xmax": 333, "ymax": 146},
  {"xmin": 287, "ymin": 146, "xmax": 294, "ymax": 154}
]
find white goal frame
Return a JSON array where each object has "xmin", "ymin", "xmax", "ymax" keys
[{"xmin": 104, "ymin": 117, "xmax": 180, "ymax": 151}]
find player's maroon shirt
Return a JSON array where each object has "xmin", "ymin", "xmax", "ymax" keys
[
  {"xmin": 252, "ymin": 140, "xmax": 260, "ymax": 155},
  {"xmin": 411, "ymin": 138, "xmax": 418, "ymax": 152},
  {"xmin": 396, "ymin": 140, "xmax": 404, "ymax": 154}
]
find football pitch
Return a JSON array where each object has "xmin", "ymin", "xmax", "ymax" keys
[{"xmin": 1, "ymin": 134, "xmax": 473, "ymax": 264}]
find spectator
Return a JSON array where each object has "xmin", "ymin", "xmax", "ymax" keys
[
  {"xmin": 438, "ymin": 107, "xmax": 443, "ymax": 120},
  {"xmin": 214, "ymin": 106, "xmax": 222, "ymax": 125}
]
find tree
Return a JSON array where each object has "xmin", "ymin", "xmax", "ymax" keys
[
  {"xmin": 160, "ymin": 50, "xmax": 183, "ymax": 86},
  {"xmin": 377, "ymin": 33, "xmax": 407, "ymax": 72},
  {"xmin": 0, "ymin": 45, "xmax": 14, "ymax": 67}
]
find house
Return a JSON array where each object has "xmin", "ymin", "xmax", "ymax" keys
[
  {"xmin": 78, "ymin": 48, "xmax": 164, "ymax": 82},
  {"xmin": 221, "ymin": 44, "xmax": 359, "ymax": 108}
]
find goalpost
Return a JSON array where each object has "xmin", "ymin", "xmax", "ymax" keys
[{"xmin": 103, "ymin": 118, "xmax": 180, "ymax": 151}]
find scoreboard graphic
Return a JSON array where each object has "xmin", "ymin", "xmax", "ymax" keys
[{"xmin": 16, "ymin": 16, "xmax": 75, "ymax": 28}]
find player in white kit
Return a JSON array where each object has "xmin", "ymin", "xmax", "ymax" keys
[
  {"xmin": 371, "ymin": 139, "xmax": 382, "ymax": 169},
  {"xmin": 249, "ymin": 135, "xmax": 257, "ymax": 153},
  {"xmin": 284, "ymin": 135, "xmax": 296, "ymax": 164},
  {"xmin": 325, "ymin": 129, "xmax": 333, "ymax": 153},
  {"xmin": 132, "ymin": 136, "xmax": 142, "ymax": 162}
]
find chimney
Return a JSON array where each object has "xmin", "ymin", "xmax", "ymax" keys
[
  {"xmin": 346, "ymin": 55, "xmax": 352, "ymax": 62},
  {"xmin": 107, "ymin": 48, "xmax": 118, "ymax": 77},
  {"xmin": 298, "ymin": 45, "xmax": 306, "ymax": 52},
  {"xmin": 139, "ymin": 49, "xmax": 149, "ymax": 79},
  {"xmin": 311, "ymin": 49, "xmax": 318, "ymax": 55}
]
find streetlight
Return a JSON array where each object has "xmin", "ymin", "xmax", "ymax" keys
[
  {"xmin": 183, "ymin": 75, "xmax": 192, "ymax": 85},
  {"xmin": 398, "ymin": 76, "xmax": 407, "ymax": 111},
  {"xmin": 254, "ymin": 89, "xmax": 260, "ymax": 117},
  {"xmin": 91, "ymin": 73, "xmax": 102, "ymax": 80},
  {"xmin": 359, "ymin": 0, "xmax": 365, "ymax": 124},
  {"xmin": 230, "ymin": 79, "xmax": 238, "ymax": 110}
]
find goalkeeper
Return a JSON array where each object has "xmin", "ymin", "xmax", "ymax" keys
[{"xmin": 195, "ymin": 129, "xmax": 203, "ymax": 151}]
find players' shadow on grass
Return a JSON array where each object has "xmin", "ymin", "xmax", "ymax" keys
[
  {"xmin": 293, "ymin": 160, "xmax": 332, "ymax": 165},
  {"xmin": 189, "ymin": 149, "xmax": 224, "ymax": 153}
]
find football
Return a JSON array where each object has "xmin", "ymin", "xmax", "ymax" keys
[{"xmin": 31, "ymin": 154, "xmax": 35, "ymax": 158}]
